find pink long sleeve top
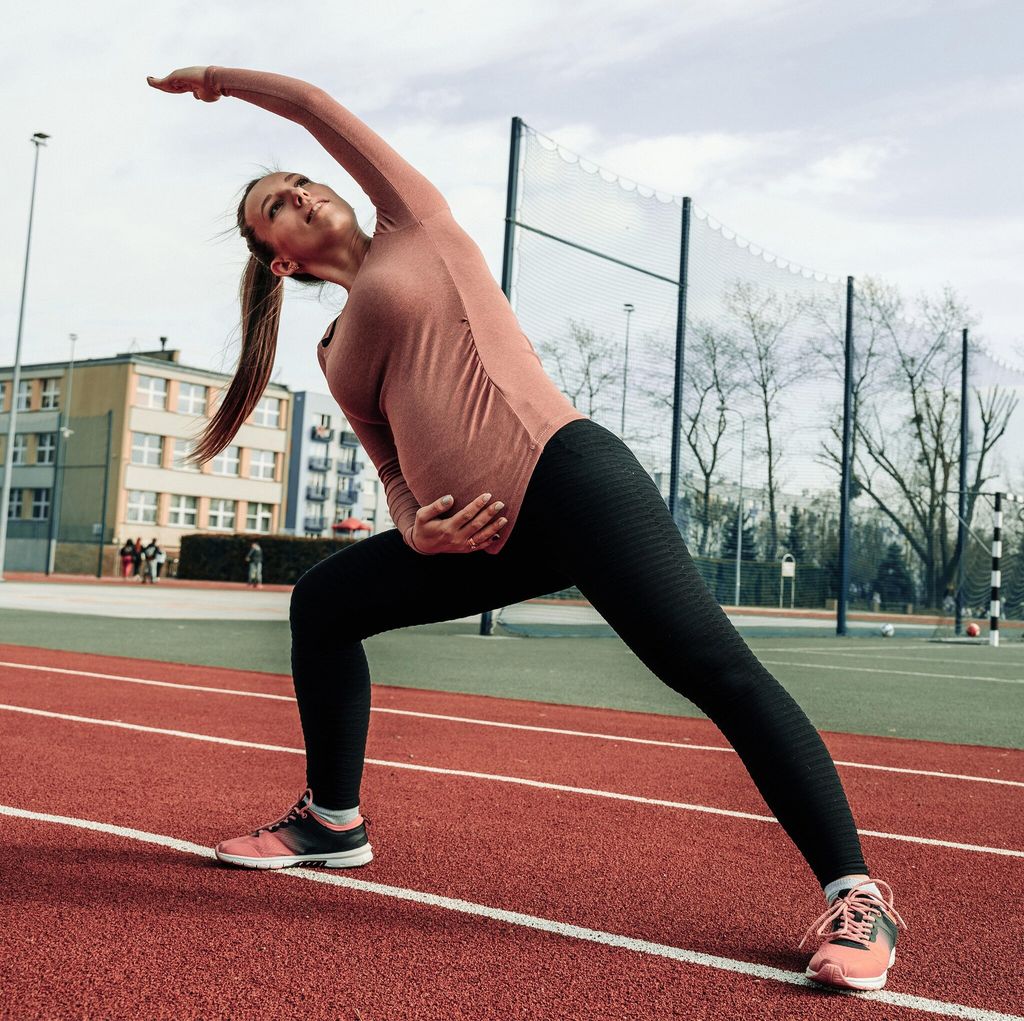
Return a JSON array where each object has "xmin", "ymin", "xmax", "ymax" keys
[{"xmin": 205, "ymin": 67, "xmax": 588, "ymax": 554}]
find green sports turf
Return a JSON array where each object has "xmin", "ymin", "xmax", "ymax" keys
[{"xmin": 1, "ymin": 607, "xmax": 1021, "ymax": 749}]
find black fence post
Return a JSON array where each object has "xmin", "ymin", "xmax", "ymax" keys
[
  {"xmin": 95, "ymin": 410, "xmax": 112, "ymax": 579},
  {"xmin": 954, "ymin": 327, "xmax": 969, "ymax": 635},
  {"xmin": 480, "ymin": 116, "xmax": 524, "ymax": 637},
  {"xmin": 668, "ymin": 196, "xmax": 691, "ymax": 526},
  {"xmin": 837, "ymin": 276, "xmax": 855, "ymax": 636}
]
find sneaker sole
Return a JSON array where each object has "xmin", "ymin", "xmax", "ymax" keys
[
  {"xmin": 215, "ymin": 843, "xmax": 373, "ymax": 870},
  {"xmin": 805, "ymin": 947, "xmax": 895, "ymax": 991}
]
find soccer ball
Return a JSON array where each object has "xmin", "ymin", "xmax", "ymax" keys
[
  {"xmin": 966, "ymin": 622, "xmax": 981, "ymax": 638},
  {"xmin": 880, "ymin": 623, "xmax": 895, "ymax": 638}
]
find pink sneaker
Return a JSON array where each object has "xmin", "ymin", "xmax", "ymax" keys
[
  {"xmin": 800, "ymin": 880, "xmax": 907, "ymax": 990},
  {"xmin": 215, "ymin": 789, "xmax": 373, "ymax": 870}
]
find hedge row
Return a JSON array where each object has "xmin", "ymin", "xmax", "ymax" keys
[
  {"xmin": 178, "ymin": 534, "xmax": 831, "ymax": 609},
  {"xmin": 177, "ymin": 532, "xmax": 362, "ymax": 585}
]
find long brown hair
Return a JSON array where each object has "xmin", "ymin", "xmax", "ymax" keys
[{"xmin": 189, "ymin": 175, "xmax": 321, "ymax": 464}]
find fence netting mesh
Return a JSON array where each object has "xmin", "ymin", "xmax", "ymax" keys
[{"xmin": 496, "ymin": 121, "xmax": 1024, "ymax": 636}]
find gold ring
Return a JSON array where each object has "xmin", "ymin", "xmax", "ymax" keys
[{"xmin": 468, "ymin": 538, "xmax": 477, "ymax": 550}]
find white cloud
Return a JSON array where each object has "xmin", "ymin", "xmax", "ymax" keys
[{"xmin": 772, "ymin": 140, "xmax": 897, "ymax": 197}]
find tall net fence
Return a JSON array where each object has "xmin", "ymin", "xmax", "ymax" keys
[
  {"xmin": 53, "ymin": 412, "xmax": 114, "ymax": 575},
  {"xmin": 495, "ymin": 119, "xmax": 1022, "ymax": 636}
]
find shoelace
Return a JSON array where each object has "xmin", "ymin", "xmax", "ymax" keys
[
  {"xmin": 799, "ymin": 879, "xmax": 907, "ymax": 949},
  {"xmin": 252, "ymin": 788, "xmax": 313, "ymax": 836}
]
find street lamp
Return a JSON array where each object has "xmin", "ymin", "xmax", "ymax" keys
[
  {"xmin": 618, "ymin": 299, "xmax": 634, "ymax": 434},
  {"xmin": 0, "ymin": 132, "xmax": 50, "ymax": 582},
  {"xmin": 718, "ymin": 405, "xmax": 746, "ymax": 606}
]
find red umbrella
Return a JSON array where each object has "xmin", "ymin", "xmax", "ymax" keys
[{"xmin": 331, "ymin": 517, "xmax": 372, "ymax": 533}]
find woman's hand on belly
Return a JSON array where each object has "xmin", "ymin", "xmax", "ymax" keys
[{"xmin": 409, "ymin": 492, "xmax": 507, "ymax": 555}]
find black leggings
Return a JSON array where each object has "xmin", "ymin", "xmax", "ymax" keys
[{"xmin": 290, "ymin": 418, "xmax": 868, "ymax": 886}]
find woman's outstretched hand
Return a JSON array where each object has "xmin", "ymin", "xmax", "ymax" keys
[
  {"xmin": 146, "ymin": 67, "xmax": 220, "ymax": 102},
  {"xmin": 410, "ymin": 492, "xmax": 507, "ymax": 555}
]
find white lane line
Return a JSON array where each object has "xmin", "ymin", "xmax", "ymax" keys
[
  {"xmin": 754, "ymin": 646, "xmax": 1021, "ymax": 657},
  {"xmin": 755, "ymin": 648, "xmax": 1024, "ymax": 670},
  {"xmin": 2, "ymin": 804, "xmax": 1021, "ymax": 1021},
  {"xmin": 2, "ymin": 660, "xmax": 1021, "ymax": 789},
  {"xmin": 759, "ymin": 660, "xmax": 1024, "ymax": 686},
  {"xmin": 0, "ymin": 660, "xmax": 295, "ymax": 701},
  {"xmin": 2, "ymin": 703, "xmax": 1021, "ymax": 859}
]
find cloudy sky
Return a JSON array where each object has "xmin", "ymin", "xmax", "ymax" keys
[{"xmin": 1, "ymin": 0, "xmax": 1021, "ymax": 395}]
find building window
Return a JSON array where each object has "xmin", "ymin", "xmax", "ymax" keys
[
  {"xmin": 314, "ymin": 413, "xmax": 332, "ymax": 430},
  {"xmin": 172, "ymin": 439, "xmax": 200, "ymax": 472},
  {"xmin": 252, "ymin": 396, "xmax": 281, "ymax": 428},
  {"xmin": 167, "ymin": 494, "xmax": 198, "ymax": 528},
  {"xmin": 249, "ymin": 449, "xmax": 276, "ymax": 480},
  {"xmin": 136, "ymin": 375, "xmax": 168, "ymax": 410},
  {"xmin": 36, "ymin": 433, "xmax": 57, "ymax": 465},
  {"xmin": 6, "ymin": 489, "xmax": 23, "ymax": 519},
  {"xmin": 16, "ymin": 380, "xmax": 32, "ymax": 411},
  {"xmin": 208, "ymin": 498, "xmax": 236, "ymax": 531},
  {"xmin": 211, "ymin": 446, "xmax": 240, "ymax": 476},
  {"xmin": 127, "ymin": 490, "xmax": 158, "ymax": 524},
  {"xmin": 31, "ymin": 489, "xmax": 51, "ymax": 521},
  {"xmin": 131, "ymin": 432, "xmax": 164, "ymax": 466},
  {"xmin": 246, "ymin": 502, "xmax": 273, "ymax": 533},
  {"xmin": 41, "ymin": 378, "xmax": 61, "ymax": 409},
  {"xmin": 177, "ymin": 382, "xmax": 207, "ymax": 416},
  {"xmin": 11, "ymin": 434, "xmax": 27, "ymax": 465}
]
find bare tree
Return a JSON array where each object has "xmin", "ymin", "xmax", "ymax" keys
[
  {"xmin": 636, "ymin": 321, "xmax": 742, "ymax": 552},
  {"xmin": 724, "ymin": 281, "xmax": 804, "ymax": 559},
  {"xmin": 536, "ymin": 319, "xmax": 621, "ymax": 420},
  {"xmin": 821, "ymin": 284, "xmax": 1017, "ymax": 606}
]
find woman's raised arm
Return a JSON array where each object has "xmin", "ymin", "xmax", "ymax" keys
[{"xmin": 148, "ymin": 66, "xmax": 447, "ymax": 232}]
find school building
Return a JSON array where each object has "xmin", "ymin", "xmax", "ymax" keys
[{"xmin": 0, "ymin": 343, "xmax": 292, "ymax": 574}]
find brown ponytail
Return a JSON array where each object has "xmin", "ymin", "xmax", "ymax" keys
[{"xmin": 190, "ymin": 175, "xmax": 321, "ymax": 465}]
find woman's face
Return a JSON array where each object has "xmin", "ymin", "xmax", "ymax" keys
[{"xmin": 244, "ymin": 171, "xmax": 360, "ymax": 277}]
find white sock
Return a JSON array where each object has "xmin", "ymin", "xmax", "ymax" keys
[
  {"xmin": 823, "ymin": 875, "xmax": 882, "ymax": 904},
  {"xmin": 310, "ymin": 801, "xmax": 361, "ymax": 827}
]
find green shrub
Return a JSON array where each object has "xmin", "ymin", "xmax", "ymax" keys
[{"xmin": 177, "ymin": 532, "xmax": 361, "ymax": 585}]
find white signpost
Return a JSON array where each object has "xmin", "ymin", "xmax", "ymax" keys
[{"xmin": 780, "ymin": 554, "xmax": 796, "ymax": 609}]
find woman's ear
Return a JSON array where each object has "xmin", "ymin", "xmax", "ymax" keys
[{"xmin": 270, "ymin": 256, "xmax": 300, "ymax": 278}]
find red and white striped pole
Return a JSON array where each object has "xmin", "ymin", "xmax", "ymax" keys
[{"xmin": 990, "ymin": 492, "xmax": 1002, "ymax": 648}]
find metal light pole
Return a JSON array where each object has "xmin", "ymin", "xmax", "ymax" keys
[
  {"xmin": 0, "ymin": 132, "xmax": 50, "ymax": 582},
  {"xmin": 46, "ymin": 333, "xmax": 77, "ymax": 574},
  {"xmin": 619, "ymin": 303, "xmax": 635, "ymax": 438},
  {"xmin": 719, "ymin": 405, "xmax": 746, "ymax": 606}
]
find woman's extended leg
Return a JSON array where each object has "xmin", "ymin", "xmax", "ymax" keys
[
  {"xmin": 528, "ymin": 418, "xmax": 906, "ymax": 990},
  {"xmin": 528, "ymin": 418, "xmax": 866, "ymax": 886}
]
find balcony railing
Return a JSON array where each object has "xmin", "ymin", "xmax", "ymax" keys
[
  {"xmin": 336, "ymin": 460, "xmax": 364, "ymax": 476},
  {"xmin": 305, "ymin": 486, "xmax": 330, "ymax": 502},
  {"xmin": 336, "ymin": 486, "xmax": 360, "ymax": 506},
  {"xmin": 303, "ymin": 516, "xmax": 327, "ymax": 532},
  {"xmin": 308, "ymin": 456, "xmax": 332, "ymax": 472},
  {"xmin": 338, "ymin": 430, "xmax": 359, "ymax": 447},
  {"xmin": 310, "ymin": 425, "xmax": 335, "ymax": 443}
]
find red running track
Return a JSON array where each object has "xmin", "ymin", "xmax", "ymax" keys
[{"xmin": 0, "ymin": 645, "xmax": 1022, "ymax": 1021}]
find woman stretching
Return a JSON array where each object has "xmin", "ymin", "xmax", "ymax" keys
[{"xmin": 148, "ymin": 66, "xmax": 906, "ymax": 991}]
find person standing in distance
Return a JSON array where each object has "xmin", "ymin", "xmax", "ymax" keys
[{"xmin": 246, "ymin": 540, "xmax": 263, "ymax": 589}]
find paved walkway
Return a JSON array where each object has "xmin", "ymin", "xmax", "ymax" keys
[{"xmin": 0, "ymin": 578, "xmax": 924, "ymax": 633}]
